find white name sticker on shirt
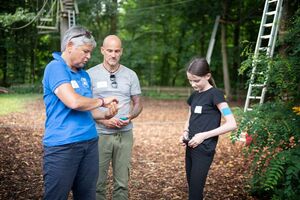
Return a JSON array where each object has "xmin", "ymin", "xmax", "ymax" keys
[
  {"xmin": 97, "ymin": 81, "xmax": 108, "ymax": 88},
  {"xmin": 194, "ymin": 106, "xmax": 202, "ymax": 114},
  {"xmin": 70, "ymin": 80, "xmax": 79, "ymax": 88}
]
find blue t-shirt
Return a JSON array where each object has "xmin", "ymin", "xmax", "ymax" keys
[{"xmin": 42, "ymin": 52, "xmax": 98, "ymax": 147}]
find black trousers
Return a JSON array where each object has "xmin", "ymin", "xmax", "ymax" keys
[{"xmin": 185, "ymin": 144, "xmax": 215, "ymax": 200}]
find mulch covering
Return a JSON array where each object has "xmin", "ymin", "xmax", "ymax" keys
[{"xmin": 0, "ymin": 97, "xmax": 255, "ymax": 200}]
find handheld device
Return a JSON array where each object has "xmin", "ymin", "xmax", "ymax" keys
[
  {"xmin": 182, "ymin": 136, "xmax": 190, "ymax": 144},
  {"xmin": 120, "ymin": 117, "xmax": 128, "ymax": 121}
]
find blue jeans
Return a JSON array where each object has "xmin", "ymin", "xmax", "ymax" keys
[{"xmin": 43, "ymin": 137, "xmax": 99, "ymax": 200}]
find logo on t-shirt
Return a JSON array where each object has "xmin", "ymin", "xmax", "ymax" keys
[{"xmin": 81, "ymin": 78, "xmax": 89, "ymax": 88}]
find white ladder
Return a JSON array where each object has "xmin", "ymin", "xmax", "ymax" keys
[
  {"xmin": 61, "ymin": 0, "xmax": 77, "ymax": 28},
  {"xmin": 244, "ymin": 0, "xmax": 283, "ymax": 112}
]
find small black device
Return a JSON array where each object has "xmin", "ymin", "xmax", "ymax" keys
[{"xmin": 182, "ymin": 136, "xmax": 190, "ymax": 144}]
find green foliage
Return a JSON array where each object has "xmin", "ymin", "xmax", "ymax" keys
[
  {"xmin": 231, "ymin": 102, "xmax": 300, "ymax": 199},
  {"xmin": 238, "ymin": 9, "xmax": 300, "ymax": 101},
  {"xmin": 239, "ymin": 53, "xmax": 299, "ymax": 100},
  {"xmin": 267, "ymin": 57, "xmax": 299, "ymax": 101},
  {"xmin": 232, "ymin": 8, "xmax": 300, "ymax": 199},
  {"xmin": 277, "ymin": 8, "xmax": 300, "ymax": 102},
  {"xmin": 249, "ymin": 146, "xmax": 300, "ymax": 200},
  {"xmin": 0, "ymin": 0, "xmax": 265, "ymax": 90},
  {"xmin": 271, "ymin": 147, "xmax": 300, "ymax": 199},
  {"xmin": 0, "ymin": 8, "xmax": 34, "ymax": 28},
  {"xmin": 238, "ymin": 41, "xmax": 255, "ymax": 76},
  {"xmin": 9, "ymin": 84, "xmax": 43, "ymax": 94}
]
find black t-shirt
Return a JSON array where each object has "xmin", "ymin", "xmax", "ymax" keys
[{"xmin": 187, "ymin": 87, "xmax": 225, "ymax": 150}]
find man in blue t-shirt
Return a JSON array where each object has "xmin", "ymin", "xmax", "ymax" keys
[{"xmin": 42, "ymin": 26, "xmax": 118, "ymax": 200}]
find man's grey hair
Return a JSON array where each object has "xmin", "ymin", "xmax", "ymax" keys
[{"xmin": 61, "ymin": 26, "xmax": 97, "ymax": 52}]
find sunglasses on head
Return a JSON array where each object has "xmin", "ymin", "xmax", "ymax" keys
[
  {"xmin": 69, "ymin": 31, "xmax": 92, "ymax": 40},
  {"xmin": 110, "ymin": 74, "xmax": 118, "ymax": 88}
]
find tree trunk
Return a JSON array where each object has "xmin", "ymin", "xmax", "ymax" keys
[
  {"xmin": 221, "ymin": 0, "xmax": 231, "ymax": 98},
  {"xmin": 110, "ymin": 0, "xmax": 118, "ymax": 34},
  {"xmin": 160, "ymin": 52, "xmax": 170, "ymax": 86},
  {"xmin": 30, "ymin": 34, "xmax": 37, "ymax": 84},
  {"xmin": 278, "ymin": 0, "xmax": 298, "ymax": 56},
  {"xmin": 172, "ymin": 27, "xmax": 186, "ymax": 86},
  {"xmin": 232, "ymin": 0, "xmax": 241, "ymax": 94},
  {"xmin": 1, "ymin": 46, "xmax": 8, "ymax": 86}
]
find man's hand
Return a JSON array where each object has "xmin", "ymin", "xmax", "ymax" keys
[
  {"xmin": 118, "ymin": 117, "xmax": 130, "ymax": 127},
  {"xmin": 100, "ymin": 116, "xmax": 130, "ymax": 128},
  {"xmin": 102, "ymin": 97, "xmax": 119, "ymax": 107},
  {"xmin": 104, "ymin": 101, "xmax": 118, "ymax": 119}
]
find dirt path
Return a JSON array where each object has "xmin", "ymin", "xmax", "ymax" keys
[{"xmin": 0, "ymin": 97, "xmax": 254, "ymax": 200}]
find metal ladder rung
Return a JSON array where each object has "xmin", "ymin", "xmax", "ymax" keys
[
  {"xmin": 264, "ymin": 23, "xmax": 273, "ymax": 27},
  {"xmin": 266, "ymin": 11, "xmax": 276, "ymax": 15},
  {"xmin": 249, "ymin": 96, "xmax": 262, "ymax": 100},
  {"xmin": 38, "ymin": 30, "xmax": 57, "ymax": 34},
  {"xmin": 268, "ymin": 0, "xmax": 278, "ymax": 3},
  {"xmin": 40, "ymin": 18, "xmax": 53, "ymax": 22},
  {"xmin": 37, "ymin": 26, "xmax": 58, "ymax": 30},
  {"xmin": 259, "ymin": 47, "xmax": 269, "ymax": 51},
  {"xmin": 261, "ymin": 35, "xmax": 271, "ymax": 39}
]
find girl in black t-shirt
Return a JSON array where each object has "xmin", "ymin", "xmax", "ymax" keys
[{"xmin": 180, "ymin": 57, "xmax": 237, "ymax": 200}]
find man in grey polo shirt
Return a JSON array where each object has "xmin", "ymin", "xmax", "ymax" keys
[{"xmin": 87, "ymin": 35, "xmax": 143, "ymax": 200}]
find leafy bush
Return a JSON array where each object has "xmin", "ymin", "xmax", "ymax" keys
[
  {"xmin": 232, "ymin": 103, "xmax": 300, "ymax": 199},
  {"xmin": 9, "ymin": 84, "xmax": 42, "ymax": 94},
  {"xmin": 232, "ymin": 9, "xmax": 300, "ymax": 200}
]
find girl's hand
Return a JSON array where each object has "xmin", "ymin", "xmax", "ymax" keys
[
  {"xmin": 179, "ymin": 131, "xmax": 189, "ymax": 146},
  {"xmin": 188, "ymin": 133, "xmax": 207, "ymax": 148}
]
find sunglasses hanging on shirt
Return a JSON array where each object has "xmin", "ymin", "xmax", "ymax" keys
[{"xmin": 110, "ymin": 74, "xmax": 118, "ymax": 88}]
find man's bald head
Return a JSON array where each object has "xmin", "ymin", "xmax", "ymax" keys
[
  {"xmin": 101, "ymin": 35, "xmax": 123, "ymax": 68},
  {"xmin": 102, "ymin": 35, "xmax": 122, "ymax": 48}
]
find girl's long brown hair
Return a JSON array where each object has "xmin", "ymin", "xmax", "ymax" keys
[{"xmin": 186, "ymin": 57, "xmax": 216, "ymax": 87}]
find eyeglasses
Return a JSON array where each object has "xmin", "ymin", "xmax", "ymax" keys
[
  {"xmin": 110, "ymin": 74, "xmax": 118, "ymax": 88},
  {"xmin": 69, "ymin": 31, "xmax": 92, "ymax": 41}
]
